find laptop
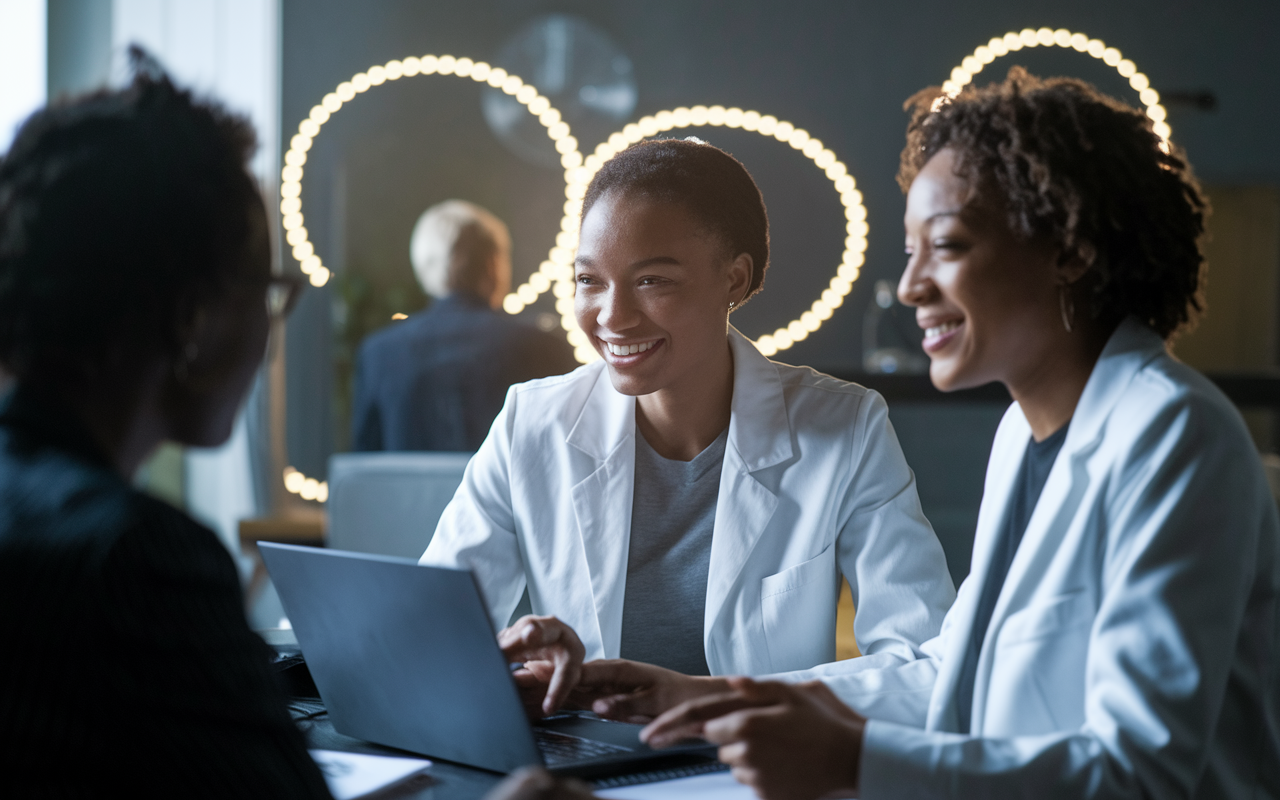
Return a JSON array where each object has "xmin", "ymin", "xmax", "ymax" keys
[{"xmin": 259, "ymin": 543, "xmax": 719, "ymax": 779}]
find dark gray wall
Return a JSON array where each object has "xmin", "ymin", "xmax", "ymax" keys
[
  {"xmin": 46, "ymin": 0, "xmax": 112, "ymax": 100},
  {"xmin": 281, "ymin": 0, "xmax": 1279, "ymax": 579}
]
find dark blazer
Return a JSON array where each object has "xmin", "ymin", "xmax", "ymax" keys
[
  {"xmin": 351, "ymin": 293, "xmax": 578, "ymax": 452},
  {"xmin": 0, "ymin": 388, "xmax": 332, "ymax": 798}
]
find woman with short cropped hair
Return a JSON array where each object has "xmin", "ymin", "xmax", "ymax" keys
[{"xmin": 423, "ymin": 137, "xmax": 957, "ymax": 715}]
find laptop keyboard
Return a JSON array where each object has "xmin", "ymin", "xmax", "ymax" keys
[{"xmin": 534, "ymin": 728, "xmax": 631, "ymax": 765}]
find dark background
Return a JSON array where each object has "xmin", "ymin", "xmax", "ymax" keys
[{"xmin": 281, "ymin": 0, "xmax": 1280, "ymax": 582}]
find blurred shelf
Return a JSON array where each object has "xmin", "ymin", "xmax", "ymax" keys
[{"xmin": 239, "ymin": 510, "xmax": 327, "ymax": 545}]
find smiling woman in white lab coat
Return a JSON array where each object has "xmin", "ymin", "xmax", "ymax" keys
[
  {"xmin": 422, "ymin": 138, "xmax": 955, "ymax": 712},
  {"xmin": 633, "ymin": 69, "xmax": 1280, "ymax": 799}
]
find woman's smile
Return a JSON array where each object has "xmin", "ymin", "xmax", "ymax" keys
[
  {"xmin": 600, "ymin": 337, "xmax": 665, "ymax": 363},
  {"xmin": 920, "ymin": 318, "xmax": 963, "ymax": 353}
]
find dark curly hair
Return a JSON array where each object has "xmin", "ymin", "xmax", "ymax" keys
[
  {"xmin": 0, "ymin": 47, "xmax": 262, "ymax": 384},
  {"xmin": 581, "ymin": 138, "xmax": 770, "ymax": 306},
  {"xmin": 898, "ymin": 66, "xmax": 1207, "ymax": 340}
]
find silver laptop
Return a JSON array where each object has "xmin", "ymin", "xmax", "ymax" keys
[{"xmin": 259, "ymin": 543, "xmax": 717, "ymax": 778}]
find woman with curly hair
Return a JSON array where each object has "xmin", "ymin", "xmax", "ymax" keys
[{"xmin": 600, "ymin": 67, "xmax": 1280, "ymax": 798}]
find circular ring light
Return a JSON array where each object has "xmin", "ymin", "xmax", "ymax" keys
[
  {"xmin": 280, "ymin": 55, "xmax": 583, "ymax": 501},
  {"xmin": 539, "ymin": 106, "xmax": 869, "ymax": 363},
  {"xmin": 280, "ymin": 55, "xmax": 582, "ymax": 290},
  {"xmin": 941, "ymin": 27, "xmax": 1172, "ymax": 147}
]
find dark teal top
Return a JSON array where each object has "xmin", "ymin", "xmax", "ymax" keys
[
  {"xmin": 0, "ymin": 386, "xmax": 331, "ymax": 797},
  {"xmin": 955, "ymin": 421, "xmax": 1070, "ymax": 733}
]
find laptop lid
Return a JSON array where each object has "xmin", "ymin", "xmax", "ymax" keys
[{"xmin": 259, "ymin": 543, "xmax": 542, "ymax": 773}]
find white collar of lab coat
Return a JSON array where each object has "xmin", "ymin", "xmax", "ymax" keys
[{"xmin": 563, "ymin": 326, "xmax": 794, "ymax": 472}]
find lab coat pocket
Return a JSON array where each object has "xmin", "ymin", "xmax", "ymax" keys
[
  {"xmin": 985, "ymin": 590, "xmax": 1094, "ymax": 734},
  {"xmin": 760, "ymin": 546, "xmax": 838, "ymax": 673}
]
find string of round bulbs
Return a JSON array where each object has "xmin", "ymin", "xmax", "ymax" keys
[
  {"xmin": 939, "ymin": 27, "xmax": 1172, "ymax": 147},
  {"xmin": 279, "ymin": 55, "xmax": 582, "ymax": 289},
  {"xmin": 278, "ymin": 30, "xmax": 1169, "ymax": 501}
]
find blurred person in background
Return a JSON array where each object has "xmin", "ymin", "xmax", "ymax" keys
[{"xmin": 351, "ymin": 199, "xmax": 577, "ymax": 452}]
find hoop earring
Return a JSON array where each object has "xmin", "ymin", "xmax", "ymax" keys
[{"xmin": 1059, "ymin": 286, "xmax": 1074, "ymax": 334}]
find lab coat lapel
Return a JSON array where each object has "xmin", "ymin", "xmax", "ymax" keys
[
  {"xmin": 965, "ymin": 318, "xmax": 1166, "ymax": 734},
  {"xmin": 705, "ymin": 330, "xmax": 791, "ymax": 641},
  {"xmin": 566, "ymin": 368, "xmax": 637, "ymax": 658}
]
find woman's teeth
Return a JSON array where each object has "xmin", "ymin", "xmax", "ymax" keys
[
  {"xmin": 925, "ymin": 321, "xmax": 962, "ymax": 339},
  {"xmin": 606, "ymin": 340, "xmax": 657, "ymax": 356}
]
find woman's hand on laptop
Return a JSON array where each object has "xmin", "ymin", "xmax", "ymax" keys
[
  {"xmin": 499, "ymin": 615, "xmax": 585, "ymax": 717},
  {"xmin": 571, "ymin": 660, "xmax": 731, "ymax": 723},
  {"xmin": 640, "ymin": 677, "xmax": 865, "ymax": 800}
]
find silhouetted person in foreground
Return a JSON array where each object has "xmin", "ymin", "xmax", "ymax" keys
[
  {"xmin": 351, "ymin": 200, "xmax": 577, "ymax": 452},
  {"xmin": 0, "ymin": 49, "xmax": 600, "ymax": 800},
  {"xmin": 0, "ymin": 51, "xmax": 332, "ymax": 796}
]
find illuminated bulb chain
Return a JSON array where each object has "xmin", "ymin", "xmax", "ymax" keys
[
  {"xmin": 546, "ymin": 106, "xmax": 868, "ymax": 363},
  {"xmin": 941, "ymin": 28, "xmax": 1172, "ymax": 146},
  {"xmin": 281, "ymin": 55, "xmax": 581, "ymax": 291},
  {"xmin": 283, "ymin": 466, "xmax": 328, "ymax": 503},
  {"xmin": 277, "ymin": 34, "xmax": 1172, "ymax": 498}
]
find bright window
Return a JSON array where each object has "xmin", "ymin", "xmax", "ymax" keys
[{"xmin": 0, "ymin": 0, "xmax": 46, "ymax": 153}]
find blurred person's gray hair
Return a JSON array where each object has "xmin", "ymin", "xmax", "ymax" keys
[{"xmin": 409, "ymin": 200, "xmax": 510, "ymax": 300}]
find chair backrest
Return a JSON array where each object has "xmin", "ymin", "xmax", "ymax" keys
[{"xmin": 327, "ymin": 452, "xmax": 472, "ymax": 559}]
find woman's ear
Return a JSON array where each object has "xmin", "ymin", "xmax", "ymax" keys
[
  {"xmin": 727, "ymin": 252, "xmax": 753, "ymax": 307},
  {"xmin": 1057, "ymin": 241, "xmax": 1097, "ymax": 286}
]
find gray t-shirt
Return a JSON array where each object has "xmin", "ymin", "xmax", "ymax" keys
[{"xmin": 618, "ymin": 426, "xmax": 727, "ymax": 676}]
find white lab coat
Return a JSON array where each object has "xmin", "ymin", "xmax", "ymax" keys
[
  {"xmin": 786, "ymin": 319, "xmax": 1280, "ymax": 797},
  {"xmin": 422, "ymin": 327, "xmax": 956, "ymax": 676}
]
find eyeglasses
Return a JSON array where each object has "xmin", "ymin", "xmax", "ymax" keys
[{"xmin": 266, "ymin": 274, "xmax": 305, "ymax": 321}]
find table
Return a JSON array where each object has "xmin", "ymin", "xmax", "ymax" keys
[
  {"xmin": 285, "ymin": 695, "xmax": 740, "ymax": 800},
  {"xmin": 297, "ymin": 709, "xmax": 501, "ymax": 800}
]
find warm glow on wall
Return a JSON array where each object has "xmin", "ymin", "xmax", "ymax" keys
[{"xmin": 941, "ymin": 28, "xmax": 1172, "ymax": 148}]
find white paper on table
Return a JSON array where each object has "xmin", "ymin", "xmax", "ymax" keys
[
  {"xmin": 309, "ymin": 749, "xmax": 432, "ymax": 800},
  {"xmin": 597, "ymin": 771, "xmax": 754, "ymax": 800}
]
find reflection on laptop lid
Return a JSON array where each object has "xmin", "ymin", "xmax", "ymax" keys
[{"xmin": 259, "ymin": 543, "xmax": 717, "ymax": 778}]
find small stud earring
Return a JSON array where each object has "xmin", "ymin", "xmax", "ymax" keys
[{"xmin": 728, "ymin": 300, "xmax": 736, "ymax": 310}]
